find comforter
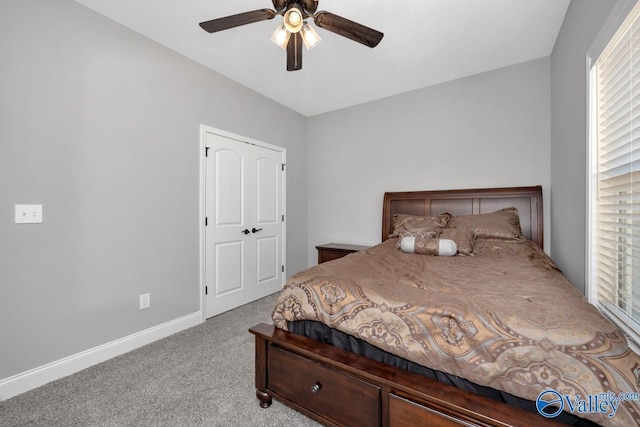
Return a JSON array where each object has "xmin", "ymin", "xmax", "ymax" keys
[{"xmin": 272, "ymin": 238, "xmax": 640, "ymax": 426}]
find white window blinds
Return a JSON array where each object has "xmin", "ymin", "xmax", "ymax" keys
[{"xmin": 592, "ymin": 2, "xmax": 640, "ymax": 342}]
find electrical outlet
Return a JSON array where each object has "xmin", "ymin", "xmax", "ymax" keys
[{"xmin": 139, "ymin": 293, "xmax": 150, "ymax": 310}]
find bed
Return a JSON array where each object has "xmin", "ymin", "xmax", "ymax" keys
[{"xmin": 249, "ymin": 186, "xmax": 640, "ymax": 427}]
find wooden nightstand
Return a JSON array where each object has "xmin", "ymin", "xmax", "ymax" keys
[{"xmin": 316, "ymin": 243, "xmax": 370, "ymax": 264}]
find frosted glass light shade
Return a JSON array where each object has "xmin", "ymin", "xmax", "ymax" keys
[
  {"xmin": 271, "ymin": 24, "xmax": 291, "ymax": 50},
  {"xmin": 300, "ymin": 23, "xmax": 321, "ymax": 50}
]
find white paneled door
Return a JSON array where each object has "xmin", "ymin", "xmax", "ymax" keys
[{"xmin": 204, "ymin": 129, "xmax": 285, "ymax": 318}]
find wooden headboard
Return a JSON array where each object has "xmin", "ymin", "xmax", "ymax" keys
[{"xmin": 382, "ymin": 186, "xmax": 543, "ymax": 247}]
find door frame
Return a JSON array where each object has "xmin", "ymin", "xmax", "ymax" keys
[{"xmin": 199, "ymin": 125, "xmax": 286, "ymax": 321}]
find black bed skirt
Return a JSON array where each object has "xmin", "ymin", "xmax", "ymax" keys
[{"xmin": 288, "ymin": 320, "xmax": 599, "ymax": 427}]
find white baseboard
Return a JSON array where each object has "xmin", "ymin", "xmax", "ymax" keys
[{"xmin": 0, "ymin": 312, "xmax": 202, "ymax": 401}]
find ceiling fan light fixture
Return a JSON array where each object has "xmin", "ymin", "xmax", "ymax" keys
[
  {"xmin": 270, "ymin": 24, "xmax": 291, "ymax": 49},
  {"xmin": 199, "ymin": 0, "xmax": 384, "ymax": 71},
  {"xmin": 300, "ymin": 23, "xmax": 321, "ymax": 50},
  {"xmin": 283, "ymin": 5, "xmax": 304, "ymax": 33}
]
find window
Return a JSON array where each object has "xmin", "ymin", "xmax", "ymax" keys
[{"xmin": 590, "ymin": 1, "xmax": 640, "ymax": 345}]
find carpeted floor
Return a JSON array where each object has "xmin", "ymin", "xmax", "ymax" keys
[{"xmin": 0, "ymin": 293, "xmax": 320, "ymax": 426}]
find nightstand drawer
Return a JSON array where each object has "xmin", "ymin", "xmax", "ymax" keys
[
  {"xmin": 317, "ymin": 249, "xmax": 350, "ymax": 263},
  {"xmin": 268, "ymin": 345, "xmax": 380, "ymax": 427},
  {"xmin": 316, "ymin": 243, "xmax": 370, "ymax": 264}
]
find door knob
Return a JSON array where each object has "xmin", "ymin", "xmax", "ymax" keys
[
  {"xmin": 242, "ymin": 229, "xmax": 250, "ymax": 235},
  {"xmin": 251, "ymin": 227, "xmax": 263, "ymax": 233}
]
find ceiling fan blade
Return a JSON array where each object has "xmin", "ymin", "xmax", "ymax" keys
[
  {"xmin": 287, "ymin": 32, "xmax": 303, "ymax": 71},
  {"xmin": 314, "ymin": 11, "xmax": 383, "ymax": 48},
  {"xmin": 199, "ymin": 9, "xmax": 277, "ymax": 33}
]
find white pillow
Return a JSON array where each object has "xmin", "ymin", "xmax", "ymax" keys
[{"xmin": 400, "ymin": 236, "xmax": 457, "ymax": 256}]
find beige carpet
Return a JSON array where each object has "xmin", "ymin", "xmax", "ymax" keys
[{"xmin": 0, "ymin": 293, "xmax": 320, "ymax": 426}]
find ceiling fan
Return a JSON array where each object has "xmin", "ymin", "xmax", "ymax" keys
[{"xmin": 199, "ymin": 0, "xmax": 384, "ymax": 71}]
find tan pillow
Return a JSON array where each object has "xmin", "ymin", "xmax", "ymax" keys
[
  {"xmin": 389, "ymin": 213, "xmax": 451, "ymax": 238},
  {"xmin": 448, "ymin": 208, "xmax": 522, "ymax": 240},
  {"xmin": 438, "ymin": 228, "xmax": 475, "ymax": 256},
  {"xmin": 472, "ymin": 237, "xmax": 528, "ymax": 256}
]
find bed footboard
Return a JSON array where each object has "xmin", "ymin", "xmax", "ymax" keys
[{"xmin": 249, "ymin": 323, "xmax": 563, "ymax": 427}]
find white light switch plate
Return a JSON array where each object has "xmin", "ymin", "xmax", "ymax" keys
[{"xmin": 15, "ymin": 204, "xmax": 43, "ymax": 224}]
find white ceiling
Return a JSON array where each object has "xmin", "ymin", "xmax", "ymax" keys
[{"xmin": 73, "ymin": 0, "xmax": 570, "ymax": 117}]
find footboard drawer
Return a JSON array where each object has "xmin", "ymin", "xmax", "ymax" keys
[
  {"xmin": 389, "ymin": 394, "xmax": 478, "ymax": 427},
  {"xmin": 268, "ymin": 345, "xmax": 380, "ymax": 427},
  {"xmin": 251, "ymin": 323, "xmax": 565, "ymax": 427}
]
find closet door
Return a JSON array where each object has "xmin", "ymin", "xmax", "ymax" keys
[
  {"xmin": 251, "ymin": 145, "xmax": 284, "ymax": 301},
  {"xmin": 204, "ymin": 131, "xmax": 284, "ymax": 318}
]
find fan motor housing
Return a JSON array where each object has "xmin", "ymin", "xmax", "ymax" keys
[
  {"xmin": 301, "ymin": 0, "xmax": 318, "ymax": 13},
  {"xmin": 274, "ymin": 0, "xmax": 317, "ymax": 14},
  {"xmin": 272, "ymin": 0, "xmax": 289, "ymax": 12}
]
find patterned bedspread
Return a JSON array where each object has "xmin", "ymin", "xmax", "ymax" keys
[{"xmin": 272, "ymin": 238, "xmax": 640, "ymax": 426}]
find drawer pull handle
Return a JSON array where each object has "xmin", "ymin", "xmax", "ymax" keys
[{"xmin": 310, "ymin": 382, "xmax": 322, "ymax": 394}]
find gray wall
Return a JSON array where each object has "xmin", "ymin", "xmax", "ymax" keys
[
  {"xmin": 0, "ymin": 0, "xmax": 307, "ymax": 379},
  {"xmin": 549, "ymin": 0, "xmax": 618, "ymax": 294},
  {"xmin": 306, "ymin": 58, "xmax": 551, "ymax": 266}
]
